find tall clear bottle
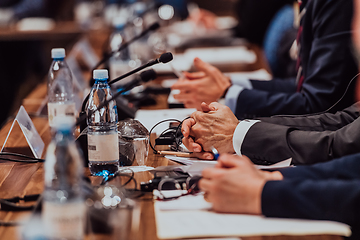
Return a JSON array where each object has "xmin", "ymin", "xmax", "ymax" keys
[
  {"xmin": 47, "ymin": 48, "xmax": 76, "ymax": 129},
  {"xmin": 42, "ymin": 124, "xmax": 85, "ymax": 240},
  {"xmin": 86, "ymin": 69, "xmax": 119, "ymax": 176}
]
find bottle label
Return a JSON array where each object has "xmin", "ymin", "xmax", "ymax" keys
[
  {"xmin": 88, "ymin": 133, "xmax": 119, "ymax": 162},
  {"xmin": 42, "ymin": 201, "xmax": 85, "ymax": 239},
  {"xmin": 48, "ymin": 102, "xmax": 76, "ymax": 127}
]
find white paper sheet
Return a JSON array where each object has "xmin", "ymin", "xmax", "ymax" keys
[
  {"xmin": 184, "ymin": 46, "xmax": 256, "ymax": 65},
  {"xmin": 135, "ymin": 108, "xmax": 196, "ymax": 135},
  {"xmin": 118, "ymin": 166, "xmax": 154, "ymax": 173},
  {"xmin": 165, "ymin": 156, "xmax": 292, "ymax": 176},
  {"xmin": 154, "ymin": 199, "xmax": 351, "ymax": 239},
  {"xmin": 153, "ymin": 46, "xmax": 257, "ymax": 74},
  {"xmin": 224, "ymin": 69, "xmax": 272, "ymax": 81}
]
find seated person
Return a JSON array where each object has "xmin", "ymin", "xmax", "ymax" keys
[
  {"xmin": 196, "ymin": 1, "xmax": 360, "ymax": 239},
  {"xmin": 181, "ymin": 101, "xmax": 360, "ymax": 165},
  {"xmin": 200, "ymin": 153, "xmax": 360, "ymax": 239},
  {"xmin": 172, "ymin": 0, "xmax": 358, "ymax": 119}
]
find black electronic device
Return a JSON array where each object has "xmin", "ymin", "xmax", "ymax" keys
[{"xmin": 140, "ymin": 174, "xmax": 202, "ymax": 193}]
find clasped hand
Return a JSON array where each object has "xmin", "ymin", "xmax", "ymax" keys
[{"xmin": 182, "ymin": 102, "xmax": 239, "ymax": 159}]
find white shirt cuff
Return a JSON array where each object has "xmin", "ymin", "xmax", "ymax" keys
[
  {"xmin": 233, "ymin": 120, "xmax": 260, "ymax": 156},
  {"xmin": 231, "ymin": 77, "xmax": 252, "ymax": 89},
  {"xmin": 225, "ymin": 85, "xmax": 244, "ymax": 113}
]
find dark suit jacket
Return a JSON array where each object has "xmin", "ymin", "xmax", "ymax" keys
[
  {"xmin": 242, "ymin": 102, "xmax": 360, "ymax": 165},
  {"xmin": 234, "ymin": 0, "xmax": 358, "ymax": 119},
  {"xmin": 262, "ymin": 153, "xmax": 360, "ymax": 239}
]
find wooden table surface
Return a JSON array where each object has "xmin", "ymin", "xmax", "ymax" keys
[
  {"xmin": 0, "ymin": 79, "xmax": 345, "ymax": 240},
  {"xmin": 0, "ymin": 21, "xmax": 83, "ymax": 41},
  {"xmin": 0, "ymin": 30, "xmax": 345, "ymax": 240}
]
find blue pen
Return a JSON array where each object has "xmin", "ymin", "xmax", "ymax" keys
[{"xmin": 211, "ymin": 147, "xmax": 219, "ymax": 160}]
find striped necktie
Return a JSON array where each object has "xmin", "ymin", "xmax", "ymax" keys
[{"xmin": 296, "ymin": 0, "xmax": 308, "ymax": 92}]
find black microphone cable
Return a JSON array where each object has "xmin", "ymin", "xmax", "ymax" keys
[
  {"xmin": 77, "ymin": 69, "xmax": 157, "ymax": 127},
  {"xmin": 90, "ymin": 22, "xmax": 161, "ymax": 85},
  {"xmin": 271, "ymin": 72, "xmax": 360, "ymax": 118},
  {"xmin": 81, "ymin": 52, "xmax": 173, "ymax": 113},
  {"xmin": 0, "ymin": 152, "xmax": 45, "ymax": 163}
]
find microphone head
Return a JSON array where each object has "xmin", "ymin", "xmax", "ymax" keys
[
  {"xmin": 159, "ymin": 52, "xmax": 173, "ymax": 64},
  {"xmin": 149, "ymin": 22, "xmax": 160, "ymax": 31},
  {"xmin": 140, "ymin": 69, "xmax": 157, "ymax": 83}
]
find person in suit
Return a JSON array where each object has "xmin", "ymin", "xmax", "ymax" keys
[
  {"xmin": 195, "ymin": 1, "xmax": 360, "ymax": 238},
  {"xmin": 200, "ymin": 153, "xmax": 360, "ymax": 239},
  {"xmin": 172, "ymin": 0, "xmax": 358, "ymax": 119},
  {"xmin": 181, "ymin": 101, "xmax": 360, "ymax": 165}
]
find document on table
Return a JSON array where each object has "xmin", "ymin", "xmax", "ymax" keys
[
  {"xmin": 135, "ymin": 108, "xmax": 196, "ymax": 135},
  {"xmin": 153, "ymin": 46, "xmax": 257, "ymax": 74},
  {"xmin": 165, "ymin": 156, "xmax": 292, "ymax": 176},
  {"xmin": 154, "ymin": 194, "xmax": 351, "ymax": 239},
  {"xmin": 224, "ymin": 69, "xmax": 272, "ymax": 81},
  {"xmin": 184, "ymin": 46, "xmax": 257, "ymax": 65}
]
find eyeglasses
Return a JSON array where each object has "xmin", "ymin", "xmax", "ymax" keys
[{"xmin": 153, "ymin": 175, "xmax": 202, "ymax": 201}]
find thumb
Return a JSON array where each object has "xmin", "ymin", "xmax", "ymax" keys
[
  {"xmin": 193, "ymin": 57, "xmax": 214, "ymax": 75},
  {"xmin": 200, "ymin": 102, "xmax": 213, "ymax": 112},
  {"xmin": 217, "ymin": 154, "xmax": 245, "ymax": 168}
]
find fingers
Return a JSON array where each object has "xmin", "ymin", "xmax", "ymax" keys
[
  {"xmin": 191, "ymin": 151, "xmax": 214, "ymax": 160},
  {"xmin": 200, "ymin": 102, "xmax": 213, "ymax": 112},
  {"xmin": 208, "ymin": 102, "xmax": 223, "ymax": 111},
  {"xmin": 202, "ymin": 167, "xmax": 225, "ymax": 179},
  {"xmin": 193, "ymin": 57, "xmax": 218, "ymax": 76},
  {"xmin": 181, "ymin": 118, "xmax": 196, "ymax": 138},
  {"xmin": 198, "ymin": 177, "xmax": 212, "ymax": 192},
  {"xmin": 200, "ymin": 102, "xmax": 223, "ymax": 112},
  {"xmin": 182, "ymin": 136, "xmax": 202, "ymax": 152},
  {"xmin": 183, "ymin": 71, "xmax": 206, "ymax": 80},
  {"xmin": 171, "ymin": 80, "xmax": 191, "ymax": 91},
  {"xmin": 173, "ymin": 91, "xmax": 195, "ymax": 102},
  {"xmin": 184, "ymin": 101, "xmax": 202, "ymax": 110},
  {"xmin": 217, "ymin": 154, "xmax": 252, "ymax": 169}
]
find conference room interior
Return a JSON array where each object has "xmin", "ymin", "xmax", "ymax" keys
[{"xmin": 0, "ymin": 0, "xmax": 359, "ymax": 239}]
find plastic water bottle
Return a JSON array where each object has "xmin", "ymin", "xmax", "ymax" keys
[
  {"xmin": 86, "ymin": 69, "xmax": 119, "ymax": 177},
  {"xmin": 42, "ymin": 124, "xmax": 85, "ymax": 240},
  {"xmin": 47, "ymin": 48, "xmax": 76, "ymax": 129}
]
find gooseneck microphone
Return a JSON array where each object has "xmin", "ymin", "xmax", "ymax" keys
[
  {"xmin": 90, "ymin": 22, "xmax": 161, "ymax": 81},
  {"xmin": 76, "ymin": 69, "xmax": 157, "ymax": 127},
  {"xmin": 83, "ymin": 52, "xmax": 173, "ymax": 112},
  {"xmin": 107, "ymin": 52, "xmax": 173, "ymax": 86}
]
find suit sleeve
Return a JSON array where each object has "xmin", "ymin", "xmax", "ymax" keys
[
  {"xmin": 261, "ymin": 154, "xmax": 360, "ymax": 230},
  {"xmin": 249, "ymin": 77, "xmax": 296, "ymax": 93},
  {"xmin": 259, "ymin": 102, "xmax": 360, "ymax": 131},
  {"xmin": 234, "ymin": 0, "xmax": 357, "ymax": 119},
  {"xmin": 241, "ymin": 115, "xmax": 360, "ymax": 165}
]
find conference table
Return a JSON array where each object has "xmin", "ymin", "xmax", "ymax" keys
[{"xmin": 0, "ymin": 30, "xmax": 346, "ymax": 240}]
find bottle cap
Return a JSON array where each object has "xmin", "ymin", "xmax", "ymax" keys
[
  {"xmin": 93, "ymin": 69, "xmax": 109, "ymax": 80},
  {"xmin": 51, "ymin": 48, "xmax": 66, "ymax": 59}
]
